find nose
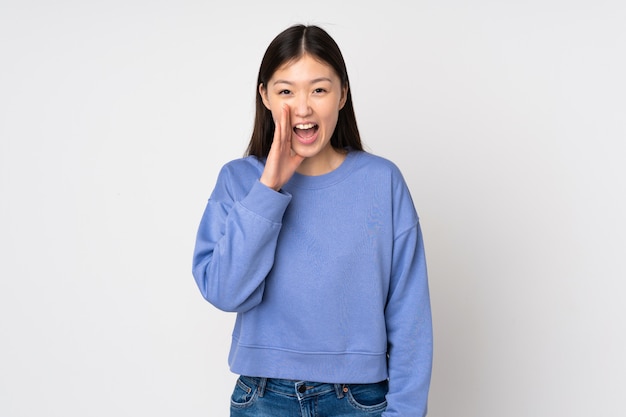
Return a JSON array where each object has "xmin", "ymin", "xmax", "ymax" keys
[{"xmin": 293, "ymin": 94, "xmax": 312, "ymax": 117}]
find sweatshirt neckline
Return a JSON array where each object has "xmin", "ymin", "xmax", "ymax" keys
[{"xmin": 286, "ymin": 150, "xmax": 361, "ymax": 189}]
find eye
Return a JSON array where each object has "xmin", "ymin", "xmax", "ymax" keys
[
  {"xmin": 313, "ymin": 88, "xmax": 327, "ymax": 94},
  {"xmin": 278, "ymin": 89, "xmax": 292, "ymax": 95}
]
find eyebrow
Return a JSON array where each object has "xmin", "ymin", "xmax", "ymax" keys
[{"xmin": 271, "ymin": 77, "xmax": 333, "ymax": 86}]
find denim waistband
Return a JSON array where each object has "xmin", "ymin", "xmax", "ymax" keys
[{"xmin": 240, "ymin": 376, "xmax": 348, "ymax": 399}]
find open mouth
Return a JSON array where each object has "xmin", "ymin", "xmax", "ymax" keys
[{"xmin": 293, "ymin": 123, "xmax": 319, "ymax": 139}]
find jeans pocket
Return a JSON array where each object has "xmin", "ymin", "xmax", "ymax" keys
[
  {"xmin": 230, "ymin": 376, "xmax": 259, "ymax": 409},
  {"xmin": 346, "ymin": 380, "xmax": 388, "ymax": 412}
]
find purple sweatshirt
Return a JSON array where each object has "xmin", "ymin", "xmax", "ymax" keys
[{"xmin": 192, "ymin": 150, "xmax": 432, "ymax": 416}]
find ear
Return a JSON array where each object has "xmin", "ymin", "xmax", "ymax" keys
[
  {"xmin": 259, "ymin": 83, "xmax": 271, "ymax": 110},
  {"xmin": 339, "ymin": 84, "xmax": 348, "ymax": 110}
]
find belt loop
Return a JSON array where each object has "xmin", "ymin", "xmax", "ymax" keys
[
  {"xmin": 334, "ymin": 383, "xmax": 347, "ymax": 399},
  {"xmin": 258, "ymin": 377, "xmax": 267, "ymax": 397}
]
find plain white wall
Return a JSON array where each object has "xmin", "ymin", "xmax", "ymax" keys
[{"xmin": 1, "ymin": 1, "xmax": 625, "ymax": 416}]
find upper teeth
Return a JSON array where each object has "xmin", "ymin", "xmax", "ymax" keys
[{"xmin": 295, "ymin": 123, "xmax": 315, "ymax": 129}]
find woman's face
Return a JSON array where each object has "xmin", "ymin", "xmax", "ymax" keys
[{"xmin": 260, "ymin": 54, "xmax": 348, "ymax": 175}]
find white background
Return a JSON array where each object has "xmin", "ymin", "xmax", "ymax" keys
[{"xmin": 1, "ymin": 1, "xmax": 625, "ymax": 416}]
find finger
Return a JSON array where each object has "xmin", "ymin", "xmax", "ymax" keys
[
  {"xmin": 273, "ymin": 114, "xmax": 282, "ymax": 144},
  {"xmin": 281, "ymin": 104, "xmax": 291, "ymax": 147}
]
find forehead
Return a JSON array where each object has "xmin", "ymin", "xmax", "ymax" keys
[{"xmin": 271, "ymin": 54, "xmax": 338, "ymax": 82}]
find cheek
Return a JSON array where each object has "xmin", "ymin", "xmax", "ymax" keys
[
  {"xmin": 266, "ymin": 98, "xmax": 287, "ymax": 121},
  {"xmin": 322, "ymin": 107, "xmax": 340, "ymax": 128},
  {"xmin": 270, "ymin": 109, "xmax": 283, "ymax": 124}
]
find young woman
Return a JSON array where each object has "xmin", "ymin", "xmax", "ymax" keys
[{"xmin": 192, "ymin": 24, "xmax": 433, "ymax": 417}]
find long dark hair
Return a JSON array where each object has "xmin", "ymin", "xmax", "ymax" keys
[{"xmin": 245, "ymin": 24, "xmax": 362, "ymax": 157}]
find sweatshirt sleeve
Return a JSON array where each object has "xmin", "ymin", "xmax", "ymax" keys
[
  {"xmin": 192, "ymin": 164, "xmax": 292, "ymax": 312},
  {"xmin": 383, "ymin": 189, "xmax": 433, "ymax": 415}
]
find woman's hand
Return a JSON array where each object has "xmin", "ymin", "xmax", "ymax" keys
[{"xmin": 260, "ymin": 105, "xmax": 305, "ymax": 191}]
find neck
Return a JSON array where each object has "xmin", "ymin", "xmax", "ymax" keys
[{"xmin": 296, "ymin": 148, "xmax": 347, "ymax": 176}]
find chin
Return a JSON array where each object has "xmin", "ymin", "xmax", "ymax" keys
[{"xmin": 294, "ymin": 147, "xmax": 320, "ymax": 159}]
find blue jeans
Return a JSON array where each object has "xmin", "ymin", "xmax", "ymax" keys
[{"xmin": 230, "ymin": 376, "xmax": 388, "ymax": 417}]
